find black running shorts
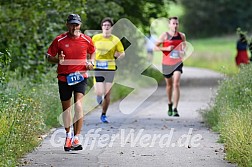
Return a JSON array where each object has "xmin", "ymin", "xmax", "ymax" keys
[
  {"xmin": 162, "ymin": 63, "xmax": 183, "ymax": 78},
  {"xmin": 58, "ymin": 79, "xmax": 87, "ymax": 101}
]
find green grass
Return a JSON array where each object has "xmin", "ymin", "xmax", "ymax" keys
[
  {"xmin": 203, "ymin": 64, "xmax": 252, "ymax": 167},
  {"xmin": 0, "ymin": 88, "xmax": 45, "ymax": 167},
  {"xmin": 0, "ymin": 69, "xmax": 62, "ymax": 167},
  {"xmin": 185, "ymin": 36, "xmax": 239, "ymax": 75},
  {"xmin": 220, "ymin": 108, "xmax": 252, "ymax": 166}
]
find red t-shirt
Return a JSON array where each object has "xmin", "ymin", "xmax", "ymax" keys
[
  {"xmin": 47, "ymin": 32, "xmax": 95, "ymax": 82},
  {"xmin": 162, "ymin": 32, "xmax": 183, "ymax": 65}
]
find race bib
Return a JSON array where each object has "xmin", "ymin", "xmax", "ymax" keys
[
  {"xmin": 96, "ymin": 61, "xmax": 108, "ymax": 69},
  {"xmin": 66, "ymin": 72, "xmax": 84, "ymax": 86},
  {"xmin": 170, "ymin": 50, "xmax": 180, "ymax": 59}
]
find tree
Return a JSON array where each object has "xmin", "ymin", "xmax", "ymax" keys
[
  {"xmin": 0, "ymin": 50, "xmax": 11, "ymax": 85},
  {"xmin": 0, "ymin": 0, "xmax": 87, "ymax": 79},
  {"xmin": 85, "ymin": 0, "xmax": 171, "ymax": 32},
  {"xmin": 0, "ymin": 0, "xmax": 172, "ymax": 80},
  {"xmin": 180, "ymin": 0, "xmax": 252, "ymax": 38}
]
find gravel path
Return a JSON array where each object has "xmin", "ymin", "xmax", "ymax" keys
[{"xmin": 20, "ymin": 67, "xmax": 237, "ymax": 167}]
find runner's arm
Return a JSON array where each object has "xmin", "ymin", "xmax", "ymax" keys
[
  {"xmin": 114, "ymin": 51, "xmax": 125, "ymax": 60},
  {"xmin": 180, "ymin": 33, "xmax": 186, "ymax": 54},
  {"xmin": 154, "ymin": 32, "xmax": 174, "ymax": 52},
  {"xmin": 46, "ymin": 52, "xmax": 65, "ymax": 64},
  {"xmin": 86, "ymin": 52, "xmax": 96, "ymax": 70}
]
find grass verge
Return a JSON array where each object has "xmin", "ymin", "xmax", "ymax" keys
[
  {"xmin": 0, "ymin": 69, "xmax": 62, "ymax": 167},
  {"xmin": 202, "ymin": 64, "xmax": 252, "ymax": 167}
]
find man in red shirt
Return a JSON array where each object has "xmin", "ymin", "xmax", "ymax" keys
[
  {"xmin": 46, "ymin": 14, "xmax": 95, "ymax": 151},
  {"xmin": 154, "ymin": 16, "xmax": 186, "ymax": 117}
]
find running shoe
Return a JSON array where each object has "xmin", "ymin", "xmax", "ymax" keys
[
  {"xmin": 64, "ymin": 137, "xmax": 72, "ymax": 151},
  {"xmin": 71, "ymin": 137, "xmax": 83, "ymax": 151},
  {"xmin": 168, "ymin": 103, "xmax": 173, "ymax": 116},
  {"xmin": 173, "ymin": 108, "xmax": 180, "ymax": 117},
  {"xmin": 100, "ymin": 115, "xmax": 109, "ymax": 123}
]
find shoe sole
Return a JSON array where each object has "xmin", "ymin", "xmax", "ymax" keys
[
  {"xmin": 173, "ymin": 113, "xmax": 180, "ymax": 117},
  {"xmin": 101, "ymin": 121, "xmax": 109, "ymax": 123},
  {"xmin": 100, "ymin": 117, "xmax": 109, "ymax": 123},
  {"xmin": 64, "ymin": 147, "xmax": 72, "ymax": 151},
  {"xmin": 71, "ymin": 145, "xmax": 83, "ymax": 151}
]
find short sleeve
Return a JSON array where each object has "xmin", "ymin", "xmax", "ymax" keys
[
  {"xmin": 116, "ymin": 38, "xmax": 124, "ymax": 52},
  {"xmin": 47, "ymin": 38, "xmax": 59, "ymax": 57},
  {"xmin": 87, "ymin": 37, "xmax": 95, "ymax": 54}
]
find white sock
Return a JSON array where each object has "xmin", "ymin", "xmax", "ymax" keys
[
  {"xmin": 66, "ymin": 132, "xmax": 72, "ymax": 138},
  {"xmin": 73, "ymin": 135, "xmax": 79, "ymax": 140}
]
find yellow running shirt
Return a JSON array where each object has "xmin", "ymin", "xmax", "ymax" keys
[{"xmin": 92, "ymin": 34, "xmax": 124, "ymax": 70}]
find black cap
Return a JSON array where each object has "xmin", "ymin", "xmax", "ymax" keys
[{"xmin": 67, "ymin": 14, "xmax": 81, "ymax": 24}]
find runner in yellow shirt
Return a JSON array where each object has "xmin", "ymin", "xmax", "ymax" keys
[{"xmin": 92, "ymin": 17, "xmax": 125, "ymax": 123}]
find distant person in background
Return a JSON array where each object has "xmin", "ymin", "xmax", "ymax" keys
[
  {"xmin": 235, "ymin": 33, "xmax": 250, "ymax": 66},
  {"xmin": 145, "ymin": 33, "xmax": 157, "ymax": 63}
]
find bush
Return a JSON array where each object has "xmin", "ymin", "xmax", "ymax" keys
[
  {"xmin": 220, "ymin": 108, "xmax": 252, "ymax": 166},
  {"xmin": 203, "ymin": 64, "xmax": 252, "ymax": 167},
  {"xmin": 0, "ymin": 68, "xmax": 62, "ymax": 166},
  {"xmin": 180, "ymin": 0, "xmax": 252, "ymax": 38},
  {"xmin": 0, "ymin": 90, "xmax": 45, "ymax": 166},
  {"xmin": 0, "ymin": 49, "xmax": 11, "ymax": 85}
]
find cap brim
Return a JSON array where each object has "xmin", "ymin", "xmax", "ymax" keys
[{"xmin": 67, "ymin": 20, "xmax": 81, "ymax": 24}]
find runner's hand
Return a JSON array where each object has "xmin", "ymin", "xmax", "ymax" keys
[
  {"xmin": 86, "ymin": 62, "xmax": 94, "ymax": 70},
  {"xmin": 166, "ymin": 45, "xmax": 174, "ymax": 51},
  {"xmin": 59, "ymin": 51, "xmax": 65, "ymax": 64}
]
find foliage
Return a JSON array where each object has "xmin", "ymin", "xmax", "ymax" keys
[
  {"xmin": 0, "ymin": 0, "xmax": 171, "ymax": 81},
  {"xmin": 84, "ymin": 0, "xmax": 123, "ymax": 30},
  {"xmin": 180, "ymin": 0, "xmax": 252, "ymax": 38},
  {"xmin": 0, "ymin": 89, "xmax": 45, "ymax": 167},
  {"xmin": 203, "ymin": 64, "xmax": 252, "ymax": 167},
  {"xmin": 0, "ymin": 68, "xmax": 61, "ymax": 166},
  {"xmin": 0, "ymin": 0, "xmax": 87, "ymax": 80},
  {"xmin": 220, "ymin": 108, "xmax": 252, "ymax": 167},
  {"xmin": 0, "ymin": 49, "xmax": 11, "ymax": 85},
  {"xmin": 0, "ymin": 51, "xmax": 60, "ymax": 166},
  {"xmin": 85, "ymin": 0, "xmax": 170, "ymax": 32}
]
